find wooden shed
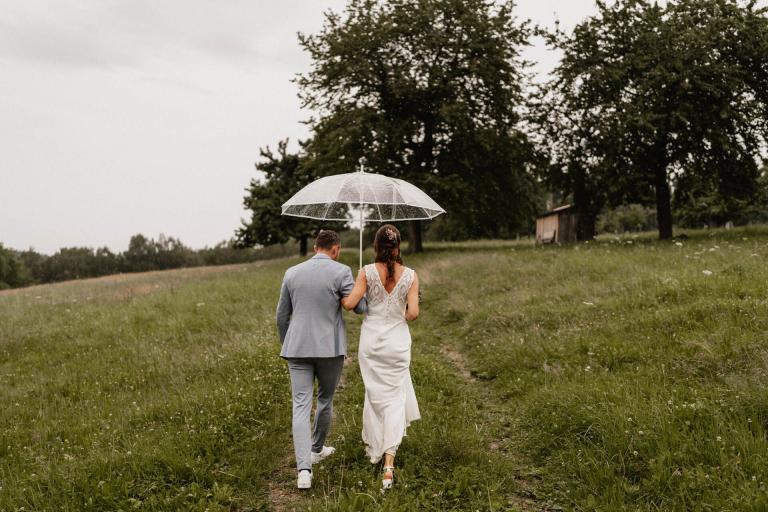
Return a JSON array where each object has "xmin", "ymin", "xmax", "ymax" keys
[{"xmin": 536, "ymin": 204, "xmax": 579, "ymax": 244}]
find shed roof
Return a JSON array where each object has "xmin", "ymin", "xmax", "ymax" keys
[{"xmin": 537, "ymin": 203, "xmax": 573, "ymax": 218}]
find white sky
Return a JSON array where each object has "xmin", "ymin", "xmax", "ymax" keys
[{"xmin": 0, "ymin": 0, "xmax": 598, "ymax": 254}]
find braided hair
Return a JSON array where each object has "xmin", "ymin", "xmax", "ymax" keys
[{"xmin": 373, "ymin": 224, "xmax": 403, "ymax": 285}]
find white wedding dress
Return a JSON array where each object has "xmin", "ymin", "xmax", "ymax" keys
[{"xmin": 359, "ymin": 263, "xmax": 421, "ymax": 463}]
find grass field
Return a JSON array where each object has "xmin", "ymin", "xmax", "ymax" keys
[{"xmin": 2, "ymin": 226, "xmax": 768, "ymax": 511}]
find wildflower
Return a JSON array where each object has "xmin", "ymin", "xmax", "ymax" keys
[{"xmin": 702, "ymin": 270, "xmax": 713, "ymax": 276}]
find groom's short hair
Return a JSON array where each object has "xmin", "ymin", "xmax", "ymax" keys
[{"xmin": 315, "ymin": 230, "xmax": 340, "ymax": 250}]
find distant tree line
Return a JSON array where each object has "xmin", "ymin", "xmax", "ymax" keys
[
  {"xmin": 238, "ymin": 0, "xmax": 767, "ymax": 252},
  {"xmin": 0, "ymin": 234, "xmax": 293, "ymax": 290}
]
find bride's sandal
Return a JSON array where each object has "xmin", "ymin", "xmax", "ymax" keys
[{"xmin": 382, "ymin": 466, "xmax": 395, "ymax": 490}]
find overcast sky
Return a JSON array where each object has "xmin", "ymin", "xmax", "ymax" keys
[{"xmin": 0, "ymin": 0, "xmax": 599, "ymax": 254}]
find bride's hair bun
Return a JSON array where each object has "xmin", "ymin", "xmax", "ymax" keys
[{"xmin": 373, "ymin": 224, "xmax": 403, "ymax": 284}]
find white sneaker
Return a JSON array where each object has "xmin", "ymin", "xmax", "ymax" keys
[
  {"xmin": 311, "ymin": 445, "xmax": 336, "ymax": 464},
  {"xmin": 297, "ymin": 469, "xmax": 312, "ymax": 489}
]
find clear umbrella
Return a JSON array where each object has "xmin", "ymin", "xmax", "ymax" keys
[{"xmin": 281, "ymin": 165, "xmax": 446, "ymax": 269}]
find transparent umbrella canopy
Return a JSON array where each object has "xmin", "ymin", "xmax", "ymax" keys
[{"xmin": 281, "ymin": 167, "xmax": 446, "ymax": 269}]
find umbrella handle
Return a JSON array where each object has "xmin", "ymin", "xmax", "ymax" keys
[{"xmin": 359, "ymin": 205, "xmax": 363, "ymax": 271}]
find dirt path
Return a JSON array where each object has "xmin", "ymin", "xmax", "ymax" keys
[
  {"xmin": 266, "ymin": 450, "xmax": 304, "ymax": 512},
  {"xmin": 266, "ymin": 351, "xmax": 357, "ymax": 511},
  {"xmin": 440, "ymin": 344, "xmax": 477, "ymax": 383},
  {"xmin": 417, "ymin": 256, "xmax": 546, "ymax": 511},
  {"xmin": 437, "ymin": 340, "xmax": 542, "ymax": 512}
]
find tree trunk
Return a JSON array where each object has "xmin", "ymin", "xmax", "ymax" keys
[
  {"xmin": 299, "ymin": 235, "xmax": 308, "ymax": 256},
  {"xmin": 654, "ymin": 169, "xmax": 673, "ymax": 240},
  {"xmin": 653, "ymin": 132, "xmax": 673, "ymax": 240},
  {"xmin": 571, "ymin": 162, "xmax": 597, "ymax": 241},
  {"xmin": 576, "ymin": 211, "xmax": 597, "ymax": 241},
  {"xmin": 407, "ymin": 220, "xmax": 423, "ymax": 253}
]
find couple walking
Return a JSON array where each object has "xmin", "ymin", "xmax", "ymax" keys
[{"xmin": 275, "ymin": 224, "xmax": 421, "ymax": 490}]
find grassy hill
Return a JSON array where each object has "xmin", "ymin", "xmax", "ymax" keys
[{"xmin": 2, "ymin": 226, "xmax": 768, "ymax": 511}]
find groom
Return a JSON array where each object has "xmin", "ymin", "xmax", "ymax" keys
[{"xmin": 275, "ymin": 229, "xmax": 366, "ymax": 489}]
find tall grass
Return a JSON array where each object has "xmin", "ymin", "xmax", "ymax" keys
[{"xmin": 2, "ymin": 226, "xmax": 768, "ymax": 510}]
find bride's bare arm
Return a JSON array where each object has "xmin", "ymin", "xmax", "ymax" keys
[
  {"xmin": 341, "ymin": 269, "xmax": 367, "ymax": 311},
  {"xmin": 405, "ymin": 272, "xmax": 420, "ymax": 321}
]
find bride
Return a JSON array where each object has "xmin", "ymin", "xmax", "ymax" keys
[{"xmin": 341, "ymin": 223, "xmax": 421, "ymax": 490}]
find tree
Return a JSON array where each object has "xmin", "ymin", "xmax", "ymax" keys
[
  {"xmin": 37, "ymin": 247, "xmax": 107, "ymax": 282},
  {"xmin": 236, "ymin": 140, "xmax": 343, "ymax": 256},
  {"xmin": 18, "ymin": 249, "xmax": 46, "ymax": 284},
  {"xmin": 536, "ymin": 0, "xmax": 768, "ymax": 240},
  {"xmin": 0, "ymin": 244, "xmax": 31, "ymax": 289},
  {"xmin": 123, "ymin": 234, "xmax": 156, "ymax": 272},
  {"xmin": 296, "ymin": 0, "xmax": 542, "ymax": 251}
]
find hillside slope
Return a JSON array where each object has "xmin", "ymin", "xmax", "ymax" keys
[{"xmin": 2, "ymin": 227, "xmax": 768, "ymax": 511}]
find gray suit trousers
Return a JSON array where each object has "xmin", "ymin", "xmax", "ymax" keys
[{"xmin": 286, "ymin": 356, "xmax": 344, "ymax": 471}]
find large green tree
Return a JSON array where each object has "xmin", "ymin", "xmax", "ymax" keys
[
  {"xmin": 536, "ymin": 0, "xmax": 768, "ymax": 239},
  {"xmin": 236, "ymin": 140, "xmax": 343, "ymax": 256},
  {"xmin": 297, "ymin": 0, "xmax": 542, "ymax": 251}
]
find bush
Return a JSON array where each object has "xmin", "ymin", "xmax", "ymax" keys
[
  {"xmin": 598, "ymin": 204, "xmax": 657, "ymax": 234},
  {"xmin": 0, "ymin": 244, "xmax": 31, "ymax": 289},
  {"xmin": 0, "ymin": 235, "xmax": 300, "ymax": 289}
]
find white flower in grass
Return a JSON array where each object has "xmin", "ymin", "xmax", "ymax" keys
[
  {"xmin": 702, "ymin": 270, "xmax": 713, "ymax": 276},
  {"xmin": 675, "ymin": 242, "xmax": 683, "ymax": 247}
]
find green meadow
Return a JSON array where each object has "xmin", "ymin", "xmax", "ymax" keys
[{"xmin": 2, "ymin": 226, "xmax": 768, "ymax": 511}]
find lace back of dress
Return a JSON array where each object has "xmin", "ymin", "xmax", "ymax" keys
[
  {"xmin": 365, "ymin": 263, "xmax": 412, "ymax": 309},
  {"xmin": 365, "ymin": 264, "xmax": 385, "ymax": 305}
]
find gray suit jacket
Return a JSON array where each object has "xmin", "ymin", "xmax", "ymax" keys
[{"xmin": 276, "ymin": 253, "xmax": 367, "ymax": 358}]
